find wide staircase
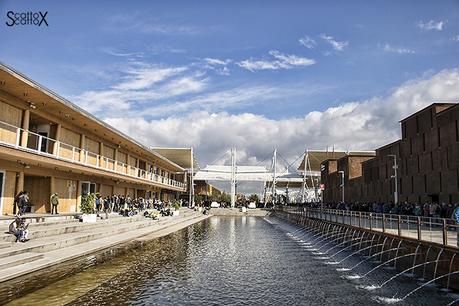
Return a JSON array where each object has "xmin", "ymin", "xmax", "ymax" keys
[{"xmin": 0, "ymin": 209, "xmax": 206, "ymax": 284}]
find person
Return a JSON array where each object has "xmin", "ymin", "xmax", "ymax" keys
[
  {"xmin": 9, "ymin": 216, "xmax": 29, "ymax": 243},
  {"xmin": 50, "ymin": 193, "xmax": 59, "ymax": 214},
  {"xmin": 13, "ymin": 191, "xmax": 23, "ymax": 215},
  {"xmin": 103, "ymin": 197, "xmax": 110, "ymax": 219},
  {"xmin": 18, "ymin": 191, "xmax": 29, "ymax": 215},
  {"xmin": 452, "ymin": 204, "xmax": 459, "ymax": 247}
]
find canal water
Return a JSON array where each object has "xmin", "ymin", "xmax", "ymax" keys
[{"xmin": 10, "ymin": 216, "xmax": 458, "ymax": 305}]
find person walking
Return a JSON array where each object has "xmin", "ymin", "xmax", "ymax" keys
[
  {"xmin": 50, "ymin": 193, "xmax": 59, "ymax": 214},
  {"xmin": 18, "ymin": 191, "xmax": 29, "ymax": 215}
]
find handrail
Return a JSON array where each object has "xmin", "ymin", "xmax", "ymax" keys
[
  {"xmin": 278, "ymin": 206, "xmax": 458, "ymax": 248},
  {"xmin": 0, "ymin": 120, "xmax": 186, "ymax": 190}
]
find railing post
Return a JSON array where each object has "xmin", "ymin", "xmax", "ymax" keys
[
  {"xmin": 96, "ymin": 155, "xmax": 100, "ymax": 168},
  {"xmin": 358, "ymin": 212, "xmax": 362, "ymax": 228},
  {"xmin": 417, "ymin": 217, "xmax": 422, "ymax": 240},
  {"xmin": 382, "ymin": 214, "xmax": 386, "ymax": 233},
  {"xmin": 85, "ymin": 151, "xmax": 88, "ymax": 164},
  {"xmin": 56, "ymin": 141, "xmax": 60, "ymax": 158},
  {"xmin": 442, "ymin": 218, "xmax": 448, "ymax": 246},
  {"xmin": 397, "ymin": 215, "xmax": 402, "ymax": 236},
  {"xmin": 15, "ymin": 128, "xmax": 21, "ymax": 147},
  {"xmin": 37, "ymin": 135, "xmax": 42, "ymax": 154},
  {"xmin": 369, "ymin": 213, "xmax": 372, "ymax": 230}
]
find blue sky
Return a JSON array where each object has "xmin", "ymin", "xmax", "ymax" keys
[{"xmin": 1, "ymin": 1, "xmax": 459, "ymax": 183}]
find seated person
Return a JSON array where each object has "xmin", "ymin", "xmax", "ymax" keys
[{"xmin": 9, "ymin": 216, "xmax": 29, "ymax": 243}]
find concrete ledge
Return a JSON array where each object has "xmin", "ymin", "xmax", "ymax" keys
[{"xmin": 208, "ymin": 208, "xmax": 271, "ymax": 216}]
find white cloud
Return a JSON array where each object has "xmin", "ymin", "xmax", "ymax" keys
[
  {"xmin": 138, "ymin": 85, "xmax": 278, "ymax": 116},
  {"xmin": 202, "ymin": 58, "xmax": 232, "ymax": 75},
  {"xmin": 74, "ymin": 63, "xmax": 207, "ymax": 113},
  {"xmin": 299, "ymin": 35, "xmax": 317, "ymax": 49},
  {"xmin": 237, "ymin": 50, "xmax": 315, "ymax": 72},
  {"xmin": 383, "ymin": 44, "xmax": 415, "ymax": 54},
  {"xmin": 114, "ymin": 66, "xmax": 187, "ymax": 91},
  {"xmin": 452, "ymin": 35, "xmax": 459, "ymax": 41},
  {"xmin": 103, "ymin": 69, "xmax": 459, "ymax": 194},
  {"xmin": 320, "ymin": 34, "xmax": 348, "ymax": 51},
  {"xmin": 204, "ymin": 58, "xmax": 231, "ymax": 66},
  {"xmin": 417, "ymin": 20, "xmax": 445, "ymax": 31}
]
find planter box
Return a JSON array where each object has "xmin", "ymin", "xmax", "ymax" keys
[{"xmin": 81, "ymin": 214, "xmax": 97, "ymax": 223}]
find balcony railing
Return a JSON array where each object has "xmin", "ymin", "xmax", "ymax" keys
[{"xmin": 0, "ymin": 120, "xmax": 186, "ymax": 190}]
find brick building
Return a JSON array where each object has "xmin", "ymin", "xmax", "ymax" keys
[{"xmin": 321, "ymin": 103, "xmax": 459, "ymax": 204}]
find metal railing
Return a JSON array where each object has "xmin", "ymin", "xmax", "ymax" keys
[
  {"xmin": 0, "ymin": 120, "xmax": 186, "ymax": 190},
  {"xmin": 279, "ymin": 206, "xmax": 459, "ymax": 248}
]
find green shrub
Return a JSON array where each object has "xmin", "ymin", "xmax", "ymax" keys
[{"xmin": 80, "ymin": 193, "xmax": 95, "ymax": 214}]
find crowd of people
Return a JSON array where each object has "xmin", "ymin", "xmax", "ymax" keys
[{"xmin": 299, "ymin": 201, "xmax": 459, "ymax": 220}]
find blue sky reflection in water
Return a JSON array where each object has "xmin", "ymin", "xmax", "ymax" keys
[{"xmin": 54, "ymin": 217, "xmax": 455, "ymax": 305}]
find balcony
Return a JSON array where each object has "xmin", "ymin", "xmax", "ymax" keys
[{"xmin": 0, "ymin": 120, "xmax": 187, "ymax": 190}]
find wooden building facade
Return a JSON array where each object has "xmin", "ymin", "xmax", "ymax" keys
[{"xmin": 0, "ymin": 63, "xmax": 187, "ymax": 215}]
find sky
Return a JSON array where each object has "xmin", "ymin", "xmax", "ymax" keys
[{"xmin": 1, "ymin": 0, "xmax": 459, "ymax": 193}]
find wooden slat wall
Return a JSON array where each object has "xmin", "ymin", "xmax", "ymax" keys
[
  {"xmin": 54, "ymin": 178, "xmax": 78, "ymax": 212},
  {"xmin": 85, "ymin": 138, "xmax": 99, "ymax": 166},
  {"xmin": 1, "ymin": 171, "xmax": 17, "ymax": 215},
  {"xmin": 24, "ymin": 176, "xmax": 50, "ymax": 213},
  {"xmin": 99, "ymin": 184, "xmax": 112, "ymax": 197},
  {"xmin": 0, "ymin": 101, "xmax": 22, "ymax": 145},
  {"xmin": 59, "ymin": 127, "xmax": 81, "ymax": 161},
  {"xmin": 103, "ymin": 145, "xmax": 115, "ymax": 170}
]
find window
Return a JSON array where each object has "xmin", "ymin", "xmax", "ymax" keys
[
  {"xmin": 422, "ymin": 133, "xmax": 426, "ymax": 151},
  {"xmin": 411, "ymin": 176, "xmax": 414, "ymax": 193},
  {"xmin": 416, "ymin": 116, "xmax": 419, "ymax": 134},
  {"xmin": 439, "ymin": 172, "xmax": 442, "ymax": 193},
  {"xmin": 430, "ymin": 152, "xmax": 434, "ymax": 170},
  {"xmin": 456, "ymin": 120, "xmax": 458, "ymax": 142},
  {"xmin": 438, "ymin": 127, "xmax": 441, "ymax": 147},
  {"xmin": 399, "ymin": 178, "xmax": 403, "ymax": 195},
  {"xmin": 424, "ymin": 174, "xmax": 427, "ymax": 193},
  {"xmin": 409, "ymin": 138, "xmax": 413, "ymax": 155},
  {"xmin": 402, "ymin": 122, "xmax": 407, "ymax": 138}
]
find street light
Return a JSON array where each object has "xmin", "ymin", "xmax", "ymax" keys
[
  {"xmin": 388, "ymin": 154, "xmax": 399, "ymax": 204},
  {"xmin": 338, "ymin": 171, "xmax": 345, "ymax": 203}
]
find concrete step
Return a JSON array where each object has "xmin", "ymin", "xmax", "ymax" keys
[
  {"xmin": 0, "ymin": 242, "xmax": 12, "ymax": 249},
  {"xmin": 0, "ymin": 214, "xmax": 81, "ymax": 226},
  {"xmin": 0, "ymin": 214, "xmax": 147, "ymax": 243},
  {"xmin": 0, "ymin": 217, "xmax": 163, "ymax": 258},
  {"xmin": 0, "ymin": 211, "xmax": 208, "ymax": 284},
  {"xmin": 0, "ymin": 253, "xmax": 44, "ymax": 270}
]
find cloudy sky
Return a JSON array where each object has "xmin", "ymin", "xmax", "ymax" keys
[{"xmin": 1, "ymin": 1, "xmax": 459, "ymax": 193}]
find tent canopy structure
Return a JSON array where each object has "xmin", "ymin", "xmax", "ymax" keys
[{"xmin": 151, "ymin": 147, "xmax": 199, "ymax": 170}]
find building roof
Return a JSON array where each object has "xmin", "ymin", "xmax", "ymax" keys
[
  {"xmin": 0, "ymin": 62, "xmax": 184, "ymax": 172},
  {"xmin": 297, "ymin": 150, "xmax": 375, "ymax": 172},
  {"xmin": 151, "ymin": 147, "xmax": 199, "ymax": 170},
  {"xmin": 399, "ymin": 102, "xmax": 457, "ymax": 123}
]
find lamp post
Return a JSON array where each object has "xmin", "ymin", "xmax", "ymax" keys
[
  {"xmin": 388, "ymin": 154, "xmax": 399, "ymax": 204},
  {"xmin": 338, "ymin": 171, "xmax": 345, "ymax": 203}
]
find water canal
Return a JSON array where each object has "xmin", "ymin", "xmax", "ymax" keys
[{"xmin": 10, "ymin": 216, "xmax": 458, "ymax": 305}]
